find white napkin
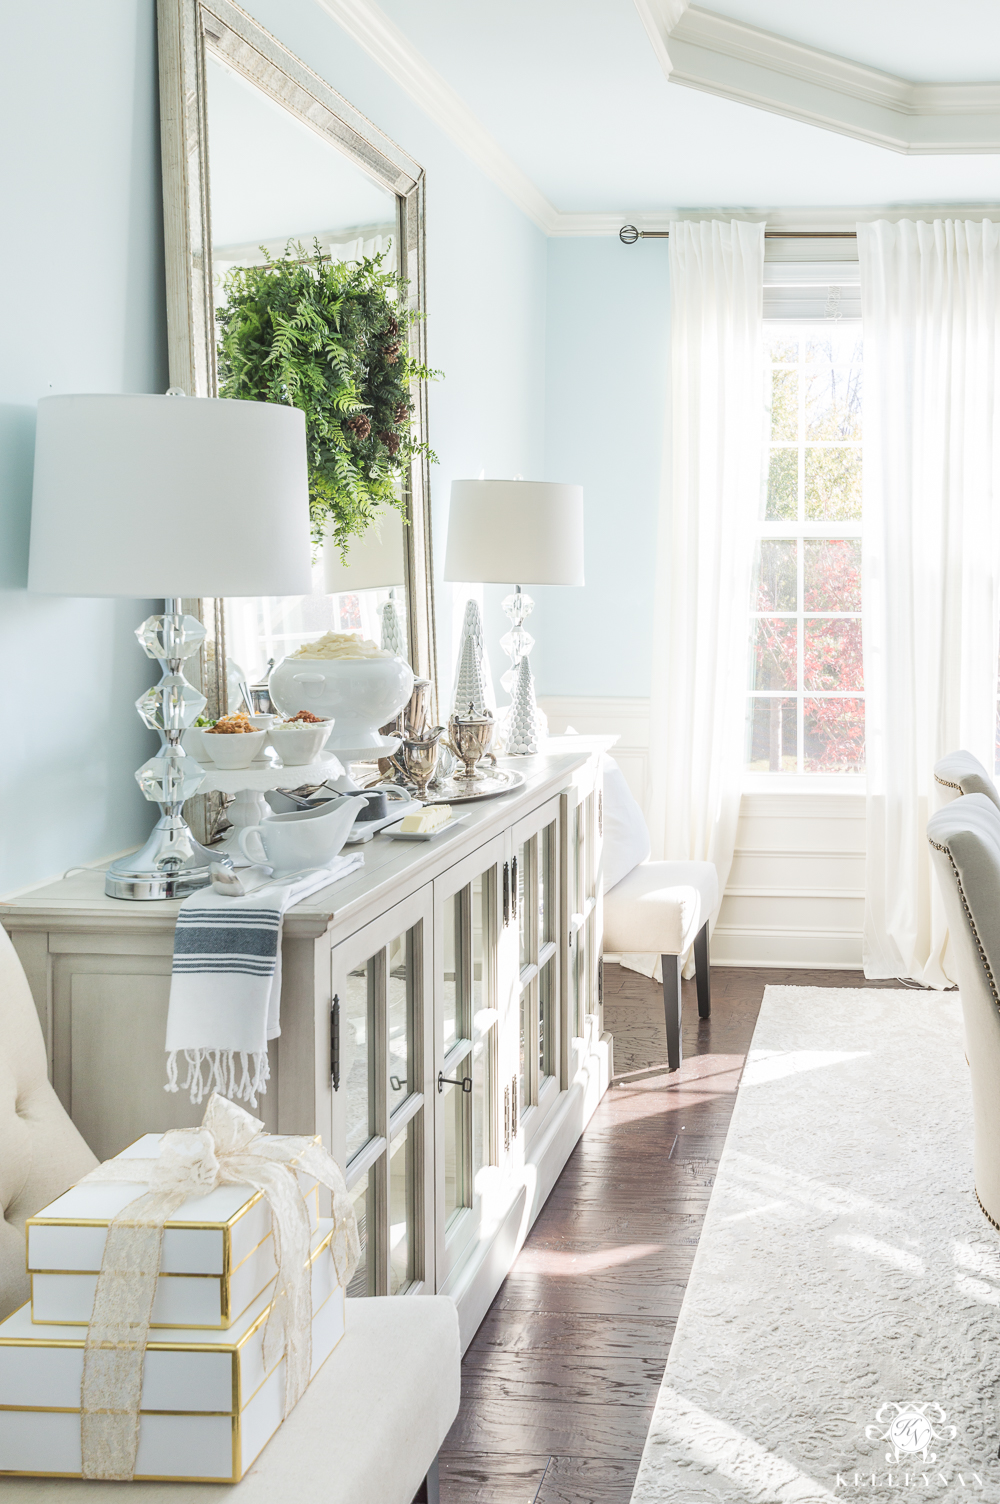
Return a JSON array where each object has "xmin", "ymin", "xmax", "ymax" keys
[{"xmin": 165, "ymin": 853, "xmax": 364, "ymax": 1106}]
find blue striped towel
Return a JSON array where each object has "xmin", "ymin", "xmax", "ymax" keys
[{"xmin": 165, "ymin": 853, "xmax": 364, "ymax": 1106}]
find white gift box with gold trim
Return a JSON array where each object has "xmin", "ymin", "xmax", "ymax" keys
[
  {"xmin": 26, "ymin": 1133, "xmax": 320, "ymax": 1329},
  {"xmin": 0, "ymin": 1220, "xmax": 344, "ymax": 1482}
]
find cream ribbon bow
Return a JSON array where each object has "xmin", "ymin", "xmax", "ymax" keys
[{"xmin": 78, "ymin": 1094, "xmax": 359, "ymax": 1481}]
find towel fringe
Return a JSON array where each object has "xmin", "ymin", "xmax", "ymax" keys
[{"xmin": 163, "ymin": 1048, "xmax": 269, "ymax": 1108}]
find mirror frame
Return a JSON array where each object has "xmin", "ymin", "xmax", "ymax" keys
[{"xmin": 157, "ymin": 0, "xmax": 438, "ymax": 705}]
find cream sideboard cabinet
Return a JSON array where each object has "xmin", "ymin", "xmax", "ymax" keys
[{"xmin": 1, "ymin": 748, "xmax": 612, "ymax": 1349}]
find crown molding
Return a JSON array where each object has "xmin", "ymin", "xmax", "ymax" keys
[
  {"xmin": 313, "ymin": 0, "xmax": 562, "ymax": 232},
  {"xmin": 637, "ymin": 0, "xmax": 1000, "ymax": 154},
  {"xmin": 310, "ymin": 0, "xmax": 1000, "ymax": 234}
]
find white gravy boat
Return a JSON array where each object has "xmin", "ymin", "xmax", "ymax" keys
[{"xmin": 238, "ymin": 796, "xmax": 362, "ymax": 877}]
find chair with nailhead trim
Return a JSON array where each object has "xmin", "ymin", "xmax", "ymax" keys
[
  {"xmin": 0, "ymin": 925, "xmax": 97, "ymax": 1319},
  {"xmin": 927, "ymin": 793, "xmax": 1000, "ymax": 1229}
]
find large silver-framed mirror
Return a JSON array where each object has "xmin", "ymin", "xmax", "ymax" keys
[{"xmin": 157, "ymin": 0, "xmax": 437, "ymax": 722}]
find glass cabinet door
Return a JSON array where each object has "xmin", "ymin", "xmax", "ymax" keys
[
  {"xmin": 331, "ymin": 886, "xmax": 433, "ymax": 1298},
  {"xmin": 434, "ymin": 836, "xmax": 503, "ymax": 1291},
  {"xmin": 511, "ymin": 796, "xmax": 561, "ymax": 1151},
  {"xmin": 561, "ymin": 772, "xmax": 603, "ymax": 1064}
]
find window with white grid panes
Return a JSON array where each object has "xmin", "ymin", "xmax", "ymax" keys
[
  {"xmin": 748, "ymin": 327, "xmax": 864, "ymax": 776},
  {"xmin": 332, "ymin": 891, "xmax": 432, "ymax": 1299},
  {"xmin": 435, "ymin": 847, "xmax": 499, "ymax": 1288}
]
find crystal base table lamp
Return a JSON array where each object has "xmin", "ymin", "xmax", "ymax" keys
[
  {"xmin": 28, "ymin": 393, "xmax": 312, "ymax": 899},
  {"xmin": 443, "ymin": 477, "xmax": 585, "ymax": 693}
]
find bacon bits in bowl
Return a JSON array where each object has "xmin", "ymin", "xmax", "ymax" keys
[
  {"xmin": 266, "ymin": 711, "xmax": 333, "ymax": 767},
  {"xmin": 202, "ymin": 714, "xmax": 267, "ymax": 769}
]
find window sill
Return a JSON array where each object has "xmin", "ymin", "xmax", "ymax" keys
[{"xmin": 742, "ymin": 773, "xmax": 866, "ymax": 795}]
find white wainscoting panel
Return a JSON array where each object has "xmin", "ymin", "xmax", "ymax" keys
[{"xmin": 539, "ymin": 697, "xmax": 867, "ymax": 968}]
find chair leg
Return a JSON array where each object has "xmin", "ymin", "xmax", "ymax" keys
[
  {"xmin": 412, "ymin": 1457, "xmax": 439, "ymax": 1504},
  {"xmin": 694, "ymin": 921, "xmax": 711, "ymax": 1020},
  {"xmin": 662, "ymin": 953, "xmax": 682, "ymax": 1071}
]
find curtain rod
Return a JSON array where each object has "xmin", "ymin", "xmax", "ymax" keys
[{"xmin": 620, "ymin": 225, "xmax": 857, "ymax": 243}]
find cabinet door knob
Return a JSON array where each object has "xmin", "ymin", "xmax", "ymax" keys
[
  {"xmin": 438, "ymin": 1071, "xmax": 472, "ymax": 1094},
  {"xmin": 503, "ymin": 861, "xmax": 510, "ymax": 926}
]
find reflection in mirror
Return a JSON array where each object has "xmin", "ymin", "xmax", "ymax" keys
[{"xmin": 204, "ymin": 54, "xmax": 407, "ymax": 688}]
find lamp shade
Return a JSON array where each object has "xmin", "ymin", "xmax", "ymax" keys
[
  {"xmin": 28, "ymin": 394, "xmax": 312, "ymax": 598},
  {"xmin": 444, "ymin": 479, "xmax": 584, "ymax": 586},
  {"xmin": 321, "ymin": 507, "xmax": 406, "ymax": 593}
]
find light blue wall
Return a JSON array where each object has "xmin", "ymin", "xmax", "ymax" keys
[
  {"xmin": 0, "ymin": 0, "xmax": 549, "ymax": 893},
  {"xmin": 533, "ymin": 235, "xmax": 670, "ymax": 699},
  {"xmin": 0, "ymin": 0, "xmax": 164, "ymax": 893},
  {"xmin": 239, "ymin": 0, "xmax": 549, "ymax": 708}
]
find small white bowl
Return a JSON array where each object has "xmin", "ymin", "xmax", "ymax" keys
[
  {"xmin": 267, "ymin": 720, "xmax": 333, "ymax": 767},
  {"xmin": 202, "ymin": 729, "xmax": 267, "ymax": 769},
  {"xmin": 181, "ymin": 727, "xmax": 213, "ymax": 764}
]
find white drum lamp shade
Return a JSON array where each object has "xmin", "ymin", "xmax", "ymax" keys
[
  {"xmin": 444, "ymin": 480, "xmax": 584, "ymax": 585},
  {"xmin": 321, "ymin": 506, "xmax": 406, "ymax": 593},
  {"xmin": 28, "ymin": 394, "xmax": 312, "ymax": 598}
]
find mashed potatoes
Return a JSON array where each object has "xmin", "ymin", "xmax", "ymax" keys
[{"xmin": 289, "ymin": 631, "xmax": 390, "ymax": 660}]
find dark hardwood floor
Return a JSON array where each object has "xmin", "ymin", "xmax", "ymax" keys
[{"xmin": 438, "ymin": 964, "xmax": 899, "ymax": 1504}]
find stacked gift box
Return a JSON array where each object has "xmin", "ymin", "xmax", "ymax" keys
[{"xmin": 0, "ymin": 1133, "xmax": 346, "ymax": 1482}]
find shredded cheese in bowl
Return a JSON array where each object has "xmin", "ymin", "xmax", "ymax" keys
[{"xmin": 289, "ymin": 632, "xmax": 390, "ymax": 661}]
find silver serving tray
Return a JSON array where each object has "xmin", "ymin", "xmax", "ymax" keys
[{"xmin": 422, "ymin": 768, "xmax": 527, "ymax": 805}]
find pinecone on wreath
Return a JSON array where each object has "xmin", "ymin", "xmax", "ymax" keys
[
  {"xmin": 383, "ymin": 342, "xmax": 401, "ymax": 365},
  {"xmin": 384, "ymin": 315, "xmax": 399, "ymax": 338},
  {"xmin": 377, "ymin": 432, "xmax": 401, "ymax": 456},
  {"xmin": 346, "ymin": 413, "xmax": 371, "ymax": 440},
  {"xmin": 394, "ymin": 402, "xmax": 409, "ymax": 423}
]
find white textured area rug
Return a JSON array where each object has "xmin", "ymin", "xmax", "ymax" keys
[{"xmin": 630, "ymin": 986, "xmax": 1000, "ymax": 1504}]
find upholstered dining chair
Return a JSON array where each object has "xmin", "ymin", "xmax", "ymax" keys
[
  {"xmin": 601, "ymin": 758, "xmax": 716, "ymax": 1073},
  {"xmin": 933, "ymin": 749, "xmax": 1000, "ymax": 809},
  {"xmin": 926, "ymin": 793, "xmax": 1000, "ymax": 1229},
  {"xmin": 0, "ymin": 925, "xmax": 98, "ymax": 1320}
]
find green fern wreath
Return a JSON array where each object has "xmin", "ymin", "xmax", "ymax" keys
[{"xmin": 216, "ymin": 241, "xmax": 438, "ymax": 555}]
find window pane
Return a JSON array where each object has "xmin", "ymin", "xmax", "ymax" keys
[
  {"xmin": 804, "ymin": 619, "xmax": 864, "ymax": 691},
  {"xmin": 442, "ymin": 892, "xmax": 460, "ymax": 1055},
  {"xmin": 767, "ymin": 334, "xmax": 798, "ymax": 363},
  {"xmin": 804, "ymin": 447, "xmax": 862, "ymax": 520},
  {"xmin": 519, "ymin": 986, "xmax": 528, "ymax": 1108},
  {"xmin": 754, "ymin": 540, "xmax": 797, "ymax": 611},
  {"xmin": 443, "ymin": 1075, "xmax": 468, "ymax": 1229},
  {"xmin": 389, "ymin": 1120, "xmax": 415, "ymax": 1294},
  {"xmin": 517, "ymin": 840, "xmax": 527, "ymax": 969},
  {"xmin": 805, "ymin": 365, "xmax": 862, "ymax": 441},
  {"xmin": 344, "ymin": 957, "xmax": 376, "ymax": 1162},
  {"xmin": 538, "ymin": 959, "xmax": 554, "ymax": 1080},
  {"xmin": 746, "ymin": 697, "xmax": 797, "ymax": 772},
  {"xmin": 539, "ymin": 823, "xmax": 555, "ymax": 945},
  {"xmin": 750, "ymin": 619, "xmax": 797, "ymax": 690},
  {"xmin": 473, "ymin": 1030, "xmax": 490, "ymax": 1178},
  {"xmin": 388, "ymin": 928, "xmax": 415, "ymax": 1116},
  {"xmin": 346, "ymin": 1171, "xmax": 375, "ymax": 1298},
  {"xmin": 766, "ymin": 448, "xmax": 798, "ymax": 520},
  {"xmin": 804, "ymin": 698, "xmax": 865, "ymax": 772},
  {"xmin": 770, "ymin": 367, "xmax": 798, "ymax": 441},
  {"xmin": 804, "ymin": 539, "xmax": 862, "ymax": 611},
  {"xmin": 805, "ymin": 330, "xmax": 863, "ymax": 370},
  {"xmin": 472, "ymin": 871, "xmax": 487, "ymax": 1017}
]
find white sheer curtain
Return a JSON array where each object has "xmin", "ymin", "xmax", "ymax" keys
[
  {"xmin": 860, "ymin": 219, "xmax": 1000, "ymax": 987},
  {"xmin": 639, "ymin": 220, "xmax": 765, "ymax": 979}
]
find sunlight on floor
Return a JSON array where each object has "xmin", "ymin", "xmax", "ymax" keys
[
  {"xmin": 833, "ymin": 1233, "xmax": 925, "ymax": 1274},
  {"xmin": 645, "ymin": 1386, "xmax": 837, "ymax": 1502},
  {"xmin": 742, "ymin": 1048, "xmax": 869, "ymax": 1086},
  {"xmin": 515, "ymin": 1242, "xmax": 665, "ymax": 1276}
]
